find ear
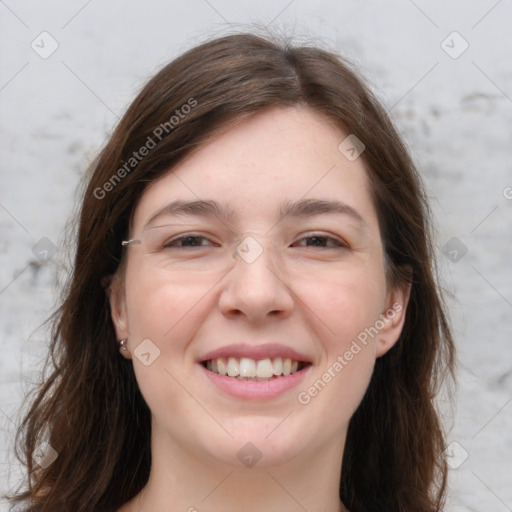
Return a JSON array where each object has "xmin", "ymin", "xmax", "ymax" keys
[
  {"xmin": 106, "ymin": 273, "xmax": 132, "ymax": 359},
  {"xmin": 376, "ymin": 276, "xmax": 412, "ymax": 358}
]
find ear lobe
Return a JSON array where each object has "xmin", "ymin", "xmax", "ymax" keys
[
  {"xmin": 107, "ymin": 274, "xmax": 131, "ymax": 356},
  {"xmin": 376, "ymin": 280, "xmax": 412, "ymax": 358}
]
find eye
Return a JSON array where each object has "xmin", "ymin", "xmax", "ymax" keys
[
  {"xmin": 163, "ymin": 234, "xmax": 217, "ymax": 248},
  {"xmin": 160, "ymin": 233, "xmax": 348, "ymax": 250},
  {"xmin": 293, "ymin": 234, "xmax": 348, "ymax": 249}
]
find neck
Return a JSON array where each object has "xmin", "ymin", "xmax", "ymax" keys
[{"xmin": 122, "ymin": 423, "xmax": 349, "ymax": 512}]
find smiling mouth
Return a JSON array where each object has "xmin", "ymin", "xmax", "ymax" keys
[{"xmin": 202, "ymin": 357, "xmax": 310, "ymax": 381}]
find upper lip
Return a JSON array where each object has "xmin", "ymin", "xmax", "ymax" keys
[{"xmin": 198, "ymin": 344, "xmax": 312, "ymax": 364}]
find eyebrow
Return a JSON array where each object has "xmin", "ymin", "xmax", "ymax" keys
[{"xmin": 143, "ymin": 198, "xmax": 368, "ymax": 230}]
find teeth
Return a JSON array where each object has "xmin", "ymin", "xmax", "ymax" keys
[
  {"xmin": 256, "ymin": 358, "xmax": 274, "ymax": 378},
  {"xmin": 217, "ymin": 358, "xmax": 227, "ymax": 376},
  {"xmin": 205, "ymin": 356, "xmax": 304, "ymax": 379},
  {"xmin": 272, "ymin": 357, "xmax": 283, "ymax": 375},
  {"xmin": 227, "ymin": 357, "xmax": 239, "ymax": 377},
  {"xmin": 239, "ymin": 357, "xmax": 256, "ymax": 378}
]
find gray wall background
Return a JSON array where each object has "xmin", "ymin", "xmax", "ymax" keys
[{"xmin": 1, "ymin": 1, "xmax": 511, "ymax": 510}]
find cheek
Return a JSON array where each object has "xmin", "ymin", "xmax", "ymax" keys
[
  {"xmin": 315, "ymin": 348, "xmax": 375, "ymax": 427},
  {"xmin": 294, "ymin": 262, "xmax": 387, "ymax": 349},
  {"xmin": 293, "ymin": 263, "xmax": 384, "ymax": 414},
  {"xmin": 123, "ymin": 266, "xmax": 202, "ymax": 424},
  {"xmin": 124, "ymin": 260, "xmax": 206, "ymax": 341}
]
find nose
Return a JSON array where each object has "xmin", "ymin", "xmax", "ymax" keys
[{"xmin": 218, "ymin": 233, "xmax": 294, "ymax": 323}]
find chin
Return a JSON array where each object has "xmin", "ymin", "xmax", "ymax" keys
[{"xmin": 199, "ymin": 418, "xmax": 307, "ymax": 469}]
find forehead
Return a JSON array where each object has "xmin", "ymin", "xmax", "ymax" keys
[{"xmin": 132, "ymin": 106, "xmax": 380, "ymax": 234}]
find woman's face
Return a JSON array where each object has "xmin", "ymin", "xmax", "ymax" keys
[{"xmin": 110, "ymin": 105, "xmax": 409, "ymax": 470}]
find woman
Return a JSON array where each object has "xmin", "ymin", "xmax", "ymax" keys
[{"xmin": 7, "ymin": 31, "xmax": 455, "ymax": 511}]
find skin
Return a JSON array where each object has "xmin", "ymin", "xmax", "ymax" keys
[{"xmin": 110, "ymin": 105, "xmax": 411, "ymax": 512}]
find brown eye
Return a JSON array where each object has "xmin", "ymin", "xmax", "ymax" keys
[
  {"xmin": 293, "ymin": 235, "xmax": 348, "ymax": 249},
  {"xmin": 164, "ymin": 234, "xmax": 215, "ymax": 248}
]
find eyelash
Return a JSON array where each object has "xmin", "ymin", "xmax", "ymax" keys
[{"xmin": 163, "ymin": 233, "xmax": 348, "ymax": 249}]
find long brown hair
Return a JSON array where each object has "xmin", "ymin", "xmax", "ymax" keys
[{"xmin": 6, "ymin": 30, "xmax": 455, "ymax": 512}]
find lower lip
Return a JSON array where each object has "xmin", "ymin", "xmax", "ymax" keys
[{"xmin": 199, "ymin": 364, "xmax": 311, "ymax": 399}]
